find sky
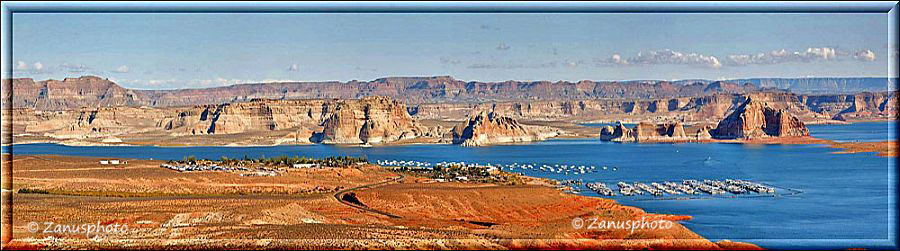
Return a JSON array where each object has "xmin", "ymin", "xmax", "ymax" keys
[{"xmin": 7, "ymin": 12, "xmax": 895, "ymax": 89}]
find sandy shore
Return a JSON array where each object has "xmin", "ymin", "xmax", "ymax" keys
[{"xmin": 829, "ymin": 141, "xmax": 897, "ymax": 157}]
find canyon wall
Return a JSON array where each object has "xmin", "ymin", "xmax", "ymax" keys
[
  {"xmin": 2, "ymin": 75, "xmax": 775, "ymax": 110},
  {"xmin": 411, "ymin": 91, "xmax": 896, "ymax": 123},
  {"xmin": 5, "ymin": 76, "xmax": 894, "ymax": 124},
  {"xmin": 11, "ymin": 96, "xmax": 430, "ymax": 146}
]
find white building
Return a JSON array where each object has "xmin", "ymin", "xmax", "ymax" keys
[{"xmin": 292, "ymin": 163, "xmax": 319, "ymax": 168}]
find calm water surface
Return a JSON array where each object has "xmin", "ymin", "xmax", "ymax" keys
[{"xmin": 4, "ymin": 122, "xmax": 897, "ymax": 249}]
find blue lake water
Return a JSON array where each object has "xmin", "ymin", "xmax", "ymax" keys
[
  {"xmin": 3, "ymin": 122, "xmax": 897, "ymax": 249},
  {"xmin": 808, "ymin": 121, "xmax": 897, "ymax": 142}
]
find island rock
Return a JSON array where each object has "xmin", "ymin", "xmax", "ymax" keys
[
  {"xmin": 711, "ymin": 96, "xmax": 810, "ymax": 139},
  {"xmin": 319, "ymin": 96, "xmax": 426, "ymax": 144},
  {"xmin": 451, "ymin": 111, "xmax": 558, "ymax": 146}
]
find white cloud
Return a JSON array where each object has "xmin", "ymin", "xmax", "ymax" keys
[
  {"xmin": 495, "ymin": 43, "xmax": 511, "ymax": 51},
  {"xmin": 112, "ymin": 65, "xmax": 130, "ymax": 73},
  {"xmin": 725, "ymin": 47, "xmax": 873, "ymax": 66},
  {"xmin": 13, "ymin": 61, "xmax": 48, "ymax": 74},
  {"xmin": 60, "ymin": 63, "xmax": 90, "ymax": 73},
  {"xmin": 197, "ymin": 77, "xmax": 245, "ymax": 87},
  {"xmin": 603, "ymin": 53, "xmax": 629, "ymax": 65},
  {"xmin": 802, "ymin": 47, "xmax": 837, "ymax": 60},
  {"xmin": 853, "ymin": 49, "xmax": 876, "ymax": 62},
  {"xmin": 287, "ymin": 64, "xmax": 300, "ymax": 72},
  {"xmin": 601, "ymin": 49, "xmax": 721, "ymax": 69},
  {"xmin": 467, "ymin": 61, "xmax": 556, "ymax": 69}
]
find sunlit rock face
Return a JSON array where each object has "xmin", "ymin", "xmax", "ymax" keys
[
  {"xmin": 712, "ymin": 96, "xmax": 809, "ymax": 139},
  {"xmin": 451, "ymin": 111, "xmax": 558, "ymax": 147},
  {"xmin": 319, "ymin": 96, "xmax": 426, "ymax": 145}
]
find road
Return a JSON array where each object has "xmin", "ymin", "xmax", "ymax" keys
[{"xmin": 333, "ymin": 173, "xmax": 405, "ymax": 219}]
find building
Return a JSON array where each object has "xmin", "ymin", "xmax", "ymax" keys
[
  {"xmin": 100, "ymin": 159, "xmax": 127, "ymax": 165},
  {"xmin": 292, "ymin": 163, "xmax": 319, "ymax": 168}
]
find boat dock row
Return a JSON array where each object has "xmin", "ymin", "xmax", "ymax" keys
[
  {"xmin": 583, "ymin": 179, "xmax": 776, "ymax": 197},
  {"xmin": 375, "ymin": 159, "xmax": 618, "ymax": 176}
]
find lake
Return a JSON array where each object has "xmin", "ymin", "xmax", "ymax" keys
[{"xmin": 3, "ymin": 122, "xmax": 896, "ymax": 249}]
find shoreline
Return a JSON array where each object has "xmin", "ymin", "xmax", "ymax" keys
[
  {"xmin": 8, "ymin": 136, "xmax": 896, "ymax": 158},
  {"xmin": 8, "ymin": 120, "xmax": 895, "ymax": 148}
]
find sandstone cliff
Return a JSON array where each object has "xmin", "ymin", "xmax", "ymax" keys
[
  {"xmin": 830, "ymin": 92, "xmax": 898, "ymax": 121},
  {"xmin": 4, "ymin": 76, "xmax": 143, "ymax": 111},
  {"xmin": 11, "ymin": 97, "xmax": 431, "ymax": 146},
  {"xmin": 6, "ymin": 76, "xmax": 894, "ymax": 123},
  {"xmin": 695, "ymin": 125, "xmax": 714, "ymax": 140},
  {"xmin": 157, "ymin": 99, "xmax": 326, "ymax": 137},
  {"xmin": 318, "ymin": 96, "xmax": 427, "ymax": 144},
  {"xmin": 5, "ymin": 75, "xmax": 772, "ymax": 110},
  {"xmin": 598, "ymin": 123, "xmax": 634, "ymax": 142},
  {"xmin": 12, "ymin": 106, "xmax": 170, "ymax": 140},
  {"xmin": 599, "ymin": 122, "xmax": 691, "ymax": 143},
  {"xmin": 711, "ymin": 96, "xmax": 810, "ymax": 139},
  {"xmin": 451, "ymin": 111, "xmax": 558, "ymax": 146}
]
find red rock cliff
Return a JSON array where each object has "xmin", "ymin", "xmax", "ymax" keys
[{"xmin": 712, "ymin": 96, "xmax": 810, "ymax": 139}]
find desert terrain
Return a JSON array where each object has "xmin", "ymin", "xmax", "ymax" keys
[{"xmin": 2, "ymin": 154, "xmax": 761, "ymax": 250}]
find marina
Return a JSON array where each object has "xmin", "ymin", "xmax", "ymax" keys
[
  {"xmin": 377, "ymin": 159, "xmax": 783, "ymax": 199},
  {"xmin": 376, "ymin": 159, "xmax": 607, "ymax": 176},
  {"xmin": 582, "ymin": 179, "xmax": 777, "ymax": 198}
]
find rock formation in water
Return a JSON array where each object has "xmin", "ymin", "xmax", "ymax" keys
[
  {"xmin": 599, "ymin": 121, "xmax": 691, "ymax": 142},
  {"xmin": 318, "ymin": 96, "xmax": 426, "ymax": 144},
  {"xmin": 598, "ymin": 123, "xmax": 634, "ymax": 142},
  {"xmin": 156, "ymin": 99, "xmax": 327, "ymax": 136},
  {"xmin": 695, "ymin": 125, "xmax": 714, "ymax": 140},
  {"xmin": 830, "ymin": 92, "xmax": 898, "ymax": 121},
  {"xmin": 711, "ymin": 96, "xmax": 810, "ymax": 139},
  {"xmin": 451, "ymin": 111, "xmax": 558, "ymax": 146}
]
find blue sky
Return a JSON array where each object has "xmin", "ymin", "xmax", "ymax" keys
[{"xmin": 8, "ymin": 13, "xmax": 893, "ymax": 89}]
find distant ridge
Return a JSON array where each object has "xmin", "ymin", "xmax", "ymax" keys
[
  {"xmin": 2, "ymin": 75, "xmax": 895, "ymax": 110},
  {"xmin": 672, "ymin": 77, "xmax": 897, "ymax": 94}
]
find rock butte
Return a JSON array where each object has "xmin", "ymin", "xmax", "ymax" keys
[
  {"xmin": 318, "ymin": 96, "xmax": 427, "ymax": 144},
  {"xmin": 451, "ymin": 111, "xmax": 558, "ymax": 146},
  {"xmin": 599, "ymin": 96, "xmax": 812, "ymax": 142},
  {"xmin": 599, "ymin": 121, "xmax": 692, "ymax": 143},
  {"xmin": 711, "ymin": 96, "xmax": 810, "ymax": 139}
]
